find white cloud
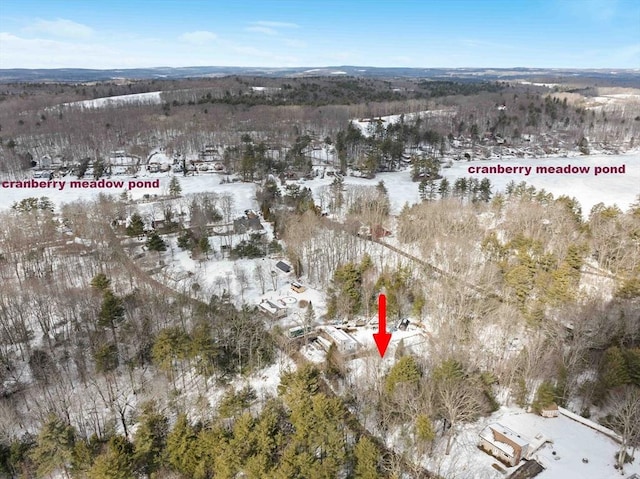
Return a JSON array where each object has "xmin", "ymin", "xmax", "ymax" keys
[
  {"xmin": 252, "ymin": 21, "xmax": 299, "ymax": 29},
  {"xmin": 179, "ymin": 30, "xmax": 218, "ymax": 45},
  {"xmin": 0, "ymin": 33, "xmax": 116, "ymax": 68},
  {"xmin": 23, "ymin": 18, "xmax": 93, "ymax": 39},
  {"xmin": 246, "ymin": 26, "xmax": 278, "ymax": 35},
  {"xmin": 245, "ymin": 21, "xmax": 299, "ymax": 37}
]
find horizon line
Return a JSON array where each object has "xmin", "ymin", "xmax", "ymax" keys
[{"xmin": 1, "ymin": 65, "xmax": 639, "ymax": 72}]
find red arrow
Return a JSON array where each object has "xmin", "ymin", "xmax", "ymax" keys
[{"xmin": 373, "ymin": 293, "xmax": 391, "ymax": 357}]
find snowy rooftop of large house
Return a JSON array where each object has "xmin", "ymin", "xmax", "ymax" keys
[
  {"xmin": 492, "ymin": 423, "xmax": 529, "ymax": 447},
  {"xmin": 323, "ymin": 326, "xmax": 357, "ymax": 345},
  {"xmin": 448, "ymin": 408, "xmax": 640, "ymax": 479},
  {"xmin": 479, "ymin": 423, "xmax": 529, "ymax": 458}
]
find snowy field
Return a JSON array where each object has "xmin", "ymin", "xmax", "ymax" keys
[
  {"xmin": 351, "ymin": 110, "xmax": 455, "ymax": 136},
  {"xmin": 0, "ymin": 173, "xmax": 257, "ymax": 213},
  {"xmin": 425, "ymin": 407, "xmax": 640, "ymax": 479},
  {"xmin": 445, "ymin": 153, "xmax": 640, "ymax": 215},
  {"xmin": 58, "ymin": 91, "xmax": 163, "ymax": 109},
  {"xmin": 305, "ymin": 152, "xmax": 640, "ymax": 216},
  {"xmin": 1, "ymin": 153, "xmax": 637, "ymax": 217}
]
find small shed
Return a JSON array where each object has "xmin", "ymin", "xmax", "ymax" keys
[
  {"xmin": 275, "ymin": 261, "xmax": 291, "ymax": 273},
  {"xmin": 291, "ymin": 281, "xmax": 306, "ymax": 293},
  {"xmin": 258, "ymin": 299, "xmax": 286, "ymax": 318},
  {"xmin": 540, "ymin": 403, "xmax": 559, "ymax": 418}
]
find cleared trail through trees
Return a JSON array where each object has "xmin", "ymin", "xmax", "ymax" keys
[
  {"xmin": 376, "ymin": 238, "xmax": 501, "ymax": 300},
  {"xmin": 324, "ymin": 217, "xmax": 506, "ymax": 303}
]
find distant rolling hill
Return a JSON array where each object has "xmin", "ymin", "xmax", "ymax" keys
[{"xmin": 0, "ymin": 66, "xmax": 639, "ymax": 85}]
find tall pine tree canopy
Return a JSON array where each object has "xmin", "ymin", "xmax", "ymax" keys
[
  {"xmin": 126, "ymin": 213, "xmax": 145, "ymax": 236},
  {"xmin": 146, "ymin": 232, "xmax": 167, "ymax": 252}
]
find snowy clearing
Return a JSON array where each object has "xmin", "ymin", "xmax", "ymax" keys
[
  {"xmin": 59, "ymin": 91, "xmax": 163, "ymax": 109},
  {"xmin": 2, "ymin": 153, "xmax": 637, "ymax": 217},
  {"xmin": 427, "ymin": 407, "xmax": 640, "ymax": 479}
]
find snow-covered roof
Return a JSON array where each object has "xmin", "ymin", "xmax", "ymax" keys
[
  {"xmin": 525, "ymin": 433, "xmax": 551, "ymax": 459},
  {"xmin": 480, "ymin": 423, "xmax": 530, "ymax": 458},
  {"xmin": 259, "ymin": 300, "xmax": 282, "ymax": 315},
  {"xmin": 494, "ymin": 423, "xmax": 529, "ymax": 447},
  {"xmin": 480, "ymin": 425, "xmax": 515, "ymax": 457},
  {"xmin": 324, "ymin": 326, "xmax": 357, "ymax": 346}
]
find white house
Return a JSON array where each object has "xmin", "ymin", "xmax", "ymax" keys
[
  {"xmin": 479, "ymin": 423, "xmax": 530, "ymax": 467},
  {"xmin": 323, "ymin": 326, "xmax": 358, "ymax": 354}
]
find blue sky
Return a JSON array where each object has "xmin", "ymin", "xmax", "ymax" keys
[{"xmin": 1, "ymin": 0, "xmax": 639, "ymax": 69}]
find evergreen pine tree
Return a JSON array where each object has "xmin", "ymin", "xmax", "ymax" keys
[
  {"xmin": 30, "ymin": 415, "xmax": 75, "ymax": 478},
  {"xmin": 126, "ymin": 213, "xmax": 145, "ymax": 236},
  {"xmin": 165, "ymin": 414, "xmax": 198, "ymax": 476},
  {"xmin": 385, "ymin": 355, "xmax": 421, "ymax": 394},
  {"xmin": 198, "ymin": 236, "xmax": 210, "ymax": 258},
  {"xmin": 532, "ymin": 381, "xmax": 556, "ymax": 414},
  {"xmin": 94, "ymin": 342, "xmax": 119, "ymax": 373},
  {"xmin": 248, "ymin": 400, "xmax": 282, "ymax": 476},
  {"xmin": 438, "ymin": 177, "xmax": 450, "ymax": 198},
  {"xmin": 354, "ymin": 436, "xmax": 378, "ymax": 479},
  {"xmin": 432, "ymin": 358, "xmax": 465, "ymax": 382},
  {"xmin": 325, "ymin": 342, "xmax": 345, "ymax": 379},
  {"xmin": 87, "ymin": 436, "xmax": 134, "ymax": 479},
  {"xmin": 602, "ymin": 346, "xmax": 631, "ymax": 390},
  {"xmin": 418, "ymin": 178, "xmax": 437, "ymax": 201},
  {"xmin": 177, "ymin": 231, "xmax": 193, "ymax": 250},
  {"xmin": 615, "ymin": 277, "xmax": 640, "ymax": 299},
  {"xmin": 453, "ymin": 177, "xmax": 467, "ymax": 198},
  {"xmin": 98, "ymin": 290, "xmax": 125, "ymax": 329},
  {"xmin": 168, "ymin": 176, "xmax": 182, "ymax": 197},
  {"xmin": 304, "ymin": 302, "xmax": 315, "ymax": 328},
  {"xmin": 623, "ymin": 348, "xmax": 640, "ymax": 386},
  {"xmin": 152, "ymin": 327, "xmax": 191, "ymax": 385},
  {"xmin": 190, "ymin": 320, "xmax": 218, "ymax": 379},
  {"xmin": 146, "ymin": 232, "xmax": 167, "ymax": 252},
  {"xmin": 133, "ymin": 401, "xmax": 168, "ymax": 476},
  {"xmin": 90, "ymin": 273, "xmax": 111, "ymax": 291},
  {"xmin": 415, "ymin": 414, "xmax": 435, "ymax": 442},
  {"xmin": 228, "ymin": 413, "xmax": 257, "ymax": 470},
  {"xmin": 479, "ymin": 178, "xmax": 492, "ymax": 202},
  {"xmin": 196, "ymin": 426, "xmax": 229, "ymax": 479}
]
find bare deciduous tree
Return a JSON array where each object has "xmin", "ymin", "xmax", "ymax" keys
[{"xmin": 607, "ymin": 386, "xmax": 640, "ymax": 471}]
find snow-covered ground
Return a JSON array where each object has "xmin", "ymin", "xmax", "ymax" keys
[
  {"xmin": 445, "ymin": 153, "xmax": 640, "ymax": 215},
  {"xmin": 0, "ymin": 173, "xmax": 257, "ymax": 212},
  {"xmin": 2, "ymin": 153, "xmax": 637, "ymax": 217},
  {"xmin": 351, "ymin": 110, "xmax": 455, "ymax": 136},
  {"xmin": 425, "ymin": 407, "xmax": 640, "ymax": 479},
  {"xmin": 304, "ymin": 152, "xmax": 640, "ymax": 216},
  {"xmin": 59, "ymin": 91, "xmax": 163, "ymax": 109}
]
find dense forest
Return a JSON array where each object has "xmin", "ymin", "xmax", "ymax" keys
[{"xmin": 1, "ymin": 75, "xmax": 638, "ymax": 175}]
